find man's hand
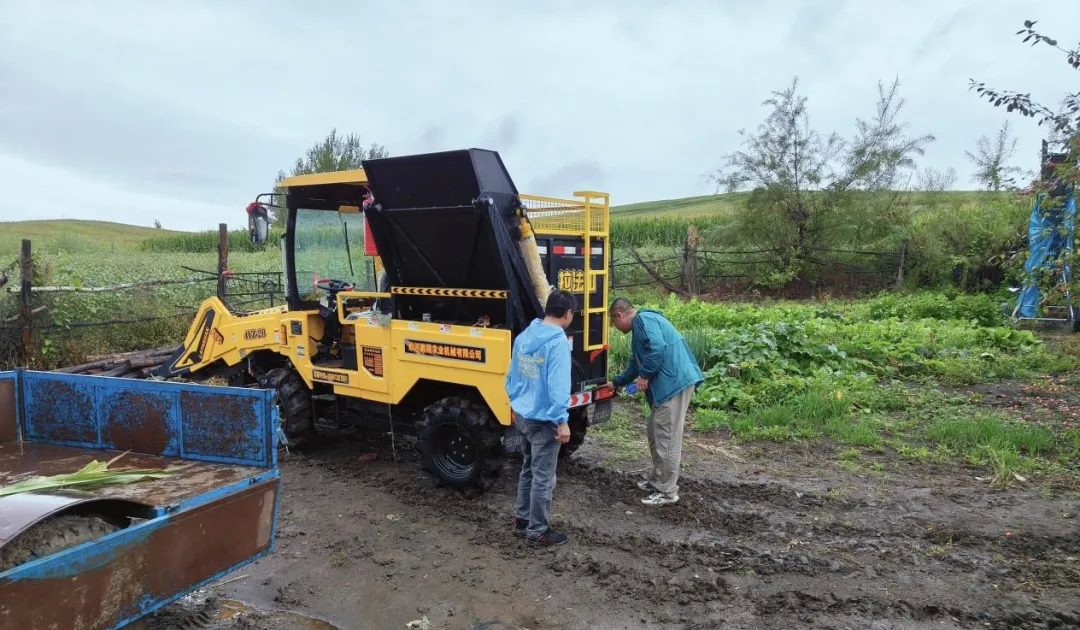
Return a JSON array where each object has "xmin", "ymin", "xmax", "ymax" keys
[
  {"xmin": 556, "ymin": 422, "xmax": 571, "ymax": 444},
  {"xmin": 634, "ymin": 376, "xmax": 650, "ymax": 392}
]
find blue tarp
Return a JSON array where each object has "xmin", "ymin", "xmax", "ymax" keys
[{"xmin": 1017, "ymin": 191, "xmax": 1076, "ymax": 318}]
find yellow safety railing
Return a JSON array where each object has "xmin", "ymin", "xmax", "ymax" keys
[
  {"xmin": 520, "ymin": 192, "xmax": 610, "ymax": 236},
  {"xmin": 520, "ymin": 191, "xmax": 610, "ymax": 351}
]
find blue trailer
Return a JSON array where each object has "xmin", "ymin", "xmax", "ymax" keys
[{"xmin": 0, "ymin": 369, "xmax": 280, "ymax": 630}]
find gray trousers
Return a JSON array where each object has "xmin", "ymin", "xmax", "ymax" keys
[
  {"xmin": 646, "ymin": 386, "xmax": 694, "ymax": 498},
  {"xmin": 514, "ymin": 415, "xmax": 560, "ymax": 538}
]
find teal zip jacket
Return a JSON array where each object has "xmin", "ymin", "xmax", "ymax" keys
[
  {"xmin": 613, "ymin": 309, "xmax": 704, "ymax": 407},
  {"xmin": 505, "ymin": 319, "xmax": 571, "ymax": 424}
]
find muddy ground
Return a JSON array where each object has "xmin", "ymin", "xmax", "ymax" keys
[{"xmin": 145, "ymin": 400, "xmax": 1079, "ymax": 630}]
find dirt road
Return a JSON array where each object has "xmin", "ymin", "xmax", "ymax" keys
[{"xmin": 146, "ymin": 403, "xmax": 1079, "ymax": 630}]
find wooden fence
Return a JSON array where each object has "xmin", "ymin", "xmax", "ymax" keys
[
  {"xmin": 1, "ymin": 224, "xmax": 284, "ymax": 366},
  {"xmin": 610, "ymin": 241, "xmax": 907, "ymax": 298},
  {"xmin": 2, "ymin": 222, "xmax": 907, "ymax": 365}
]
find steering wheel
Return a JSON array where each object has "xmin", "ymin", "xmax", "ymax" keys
[{"xmin": 315, "ymin": 278, "xmax": 354, "ymax": 294}]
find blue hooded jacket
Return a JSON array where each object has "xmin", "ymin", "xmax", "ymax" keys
[{"xmin": 505, "ymin": 319, "xmax": 571, "ymax": 424}]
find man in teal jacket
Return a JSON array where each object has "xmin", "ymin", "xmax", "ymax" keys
[{"xmin": 608, "ymin": 297, "xmax": 703, "ymax": 506}]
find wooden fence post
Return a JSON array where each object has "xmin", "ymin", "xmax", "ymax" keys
[
  {"xmin": 20, "ymin": 239, "xmax": 32, "ymax": 359},
  {"xmin": 895, "ymin": 239, "xmax": 908, "ymax": 288},
  {"xmin": 683, "ymin": 226, "xmax": 702, "ymax": 297},
  {"xmin": 217, "ymin": 223, "xmax": 228, "ymax": 300}
]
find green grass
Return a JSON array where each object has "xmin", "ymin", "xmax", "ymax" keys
[
  {"xmin": 0, "ymin": 220, "xmax": 181, "ymax": 257},
  {"xmin": 591, "ymin": 405, "xmax": 649, "ymax": 465},
  {"xmin": 611, "ymin": 193, "xmax": 746, "ymax": 217},
  {"xmin": 927, "ymin": 413, "xmax": 1054, "ymax": 456}
]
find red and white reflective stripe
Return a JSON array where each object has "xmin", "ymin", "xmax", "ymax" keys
[
  {"xmin": 590, "ymin": 247, "xmax": 603, "ymax": 255},
  {"xmin": 569, "ymin": 391, "xmax": 593, "ymax": 408},
  {"xmin": 552, "ymin": 246, "xmax": 577, "ymax": 255}
]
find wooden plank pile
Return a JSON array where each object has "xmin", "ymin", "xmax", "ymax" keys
[{"xmin": 53, "ymin": 345, "xmax": 179, "ymax": 379}]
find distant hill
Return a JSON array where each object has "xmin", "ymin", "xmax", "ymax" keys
[
  {"xmin": 611, "ymin": 193, "xmax": 749, "ymax": 217},
  {"xmin": 0, "ymin": 220, "xmax": 184, "ymax": 256}
]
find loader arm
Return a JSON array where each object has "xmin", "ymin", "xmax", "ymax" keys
[{"xmin": 154, "ymin": 298, "xmax": 297, "ymax": 379}]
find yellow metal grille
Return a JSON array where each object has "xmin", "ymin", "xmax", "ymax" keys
[
  {"xmin": 520, "ymin": 192, "xmax": 610, "ymax": 235},
  {"xmin": 520, "ymin": 194, "xmax": 587, "ymax": 233}
]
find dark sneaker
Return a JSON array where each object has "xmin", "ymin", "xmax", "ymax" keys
[
  {"xmin": 526, "ymin": 529, "xmax": 568, "ymax": 548},
  {"xmin": 512, "ymin": 518, "xmax": 528, "ymax": 537}
]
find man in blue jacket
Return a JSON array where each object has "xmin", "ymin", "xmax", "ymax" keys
[
  {"xmin": 608, "ymin": 297, "xmax": 703, "ymax": 506},
  {"xmin": 506, "ymin": 290, "xmax": 576, "ymax": 547}
]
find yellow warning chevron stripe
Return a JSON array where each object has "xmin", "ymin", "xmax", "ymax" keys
[{"xmin": 390, "ymin": 287, "xmax": 508, "ymax": 299}]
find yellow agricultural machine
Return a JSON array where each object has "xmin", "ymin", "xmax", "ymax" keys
[{"xmin": 155, "ymin": 149, "xmax": 615, "ymax": 490}]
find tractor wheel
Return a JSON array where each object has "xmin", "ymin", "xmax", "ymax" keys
[
  {"xmin": 560, "ymin": 407, "xmax": 589, "ymax": 459},
  {"xmin": 266, "ymin": 368, "xmax": 314, "ymax": 441},
  {"xmin": 0, "ymin": 514, "xmax": 119, "ymax": 573},
  {"xmin": 416, "ymin": 397, "xmax": 503, "ymax": 491}
]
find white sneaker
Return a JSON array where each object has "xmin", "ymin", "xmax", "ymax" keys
[
  {"xmin": 642, "ymin": 492, "xmax": 678, "ymax": 506},
  {"xmin": 636, "ymin": 479, "xmax": 654, "ymax": 492}
]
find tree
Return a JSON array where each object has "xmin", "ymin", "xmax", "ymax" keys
[
  {"xmin": 970, "ymin": 21, "xmax": 1079, "ymax": 138},
  {"xmin": 153, "ymin": 219, "xmax": 163, "ymax": 229},
  {"xmin": 271, "ymin": 129, "xmax": 388, "ymax": 226},
  {"xmin": 965, "ymin": 121, "xmax": 1022, "ymax": 191},
  {"xmin": 841, "ymin": 78, "xmax": 935, "ymax": 192},
  {"xmin": 970, "ymin": 21, "xmax": 1079, "ymax": 314},
  {"xmin": 917, "ymin": 166, "xmax": 958, "ymax": 192},
  {"xmin": 712, "ymin": 78, "xmax": 843, "ymax": 272},
  {"xmin": 713, "ymin": 77, "xmax": 933, "ymax": 276}
]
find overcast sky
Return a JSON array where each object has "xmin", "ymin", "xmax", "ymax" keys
[{"xmin": 1, "ymin": 1, "xmax": 1076, "ymax": 232}]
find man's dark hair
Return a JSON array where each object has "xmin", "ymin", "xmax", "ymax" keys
[
  {"xmin": 609, "ymin": 297, "xmax": 634, "ymax": 315},
  {"xmin": 545, "ymin": 290, "xmax": 577, "ymax": 318}
]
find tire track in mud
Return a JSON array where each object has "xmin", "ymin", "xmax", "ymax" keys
[
  {"xmin": 561, "ymin": 461, "xmax": 1080, "ymax": 628},
  {"xmin": 296, "ymin": 445, "xmax": 1077, "ymax": 629},
  {"xmin": 570, "ymin": 459, "xmax": 1080, "ymax": 596},
  {"xmin": 570, "ymin": 460, "xmax": 1080, "ymax": 590}
]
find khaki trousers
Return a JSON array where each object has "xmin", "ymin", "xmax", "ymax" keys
[{"xmin": 646, "ymin": 385, "xmax": 694, "ymax": 498}]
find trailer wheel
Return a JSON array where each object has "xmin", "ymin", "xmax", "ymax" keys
[
  {"xmin": 560, "ymin": 407, "xmax": 589, "ymax": 459},
  {"xmin": 266, "ymin": 368, "xmax": 314, "ymax": 441},
  {"xmin": 416, "ymin": 397, "xmax": 503, "ymax": 490},
  {"xmin": 0, "ymin": 514, "xmax": 119, "ymax": 573}
]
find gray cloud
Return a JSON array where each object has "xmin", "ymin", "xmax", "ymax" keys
[
  {"xmin": 417, "ymin": 124, "xmax": 448, "ymax": 152},
  {"xmin": 0, "ymin": 0, "xmax": 1075, "ymax": 230},
  {"xmin": 488, "ymin": 115, "xmax": 521, "ymax": 152},
  {"xmin": 529, "ymin": 161, "xmax": 608, "ymax": 195}
]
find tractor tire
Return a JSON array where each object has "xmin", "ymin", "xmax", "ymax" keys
[
  {"xmin": 560, "ymin": 407, "xmax": 589, "ymax": 459},
  {"xmin": 416, "ymin": 397, "xmax": 503, "ymax": 491},
  {"xmin": 266, "ymin": 368, "xmax": 314, "ymax": 441},
  {"xmin": 0, "ymin": 514, "xmax": 119, "ymax": 573}
]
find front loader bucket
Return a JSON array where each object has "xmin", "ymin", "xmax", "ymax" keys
[{"xmin": 361, "ymin": 149, "xmax": 543, "ymax": 332}]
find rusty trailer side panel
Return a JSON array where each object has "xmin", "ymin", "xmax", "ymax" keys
[
  {"xmin": 0, "ymin": 370, "xmax": 280, "ymax": 630},
  {"xmin": 16, "ymin": 371, "xmax": 276, "ymax": 467}
]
